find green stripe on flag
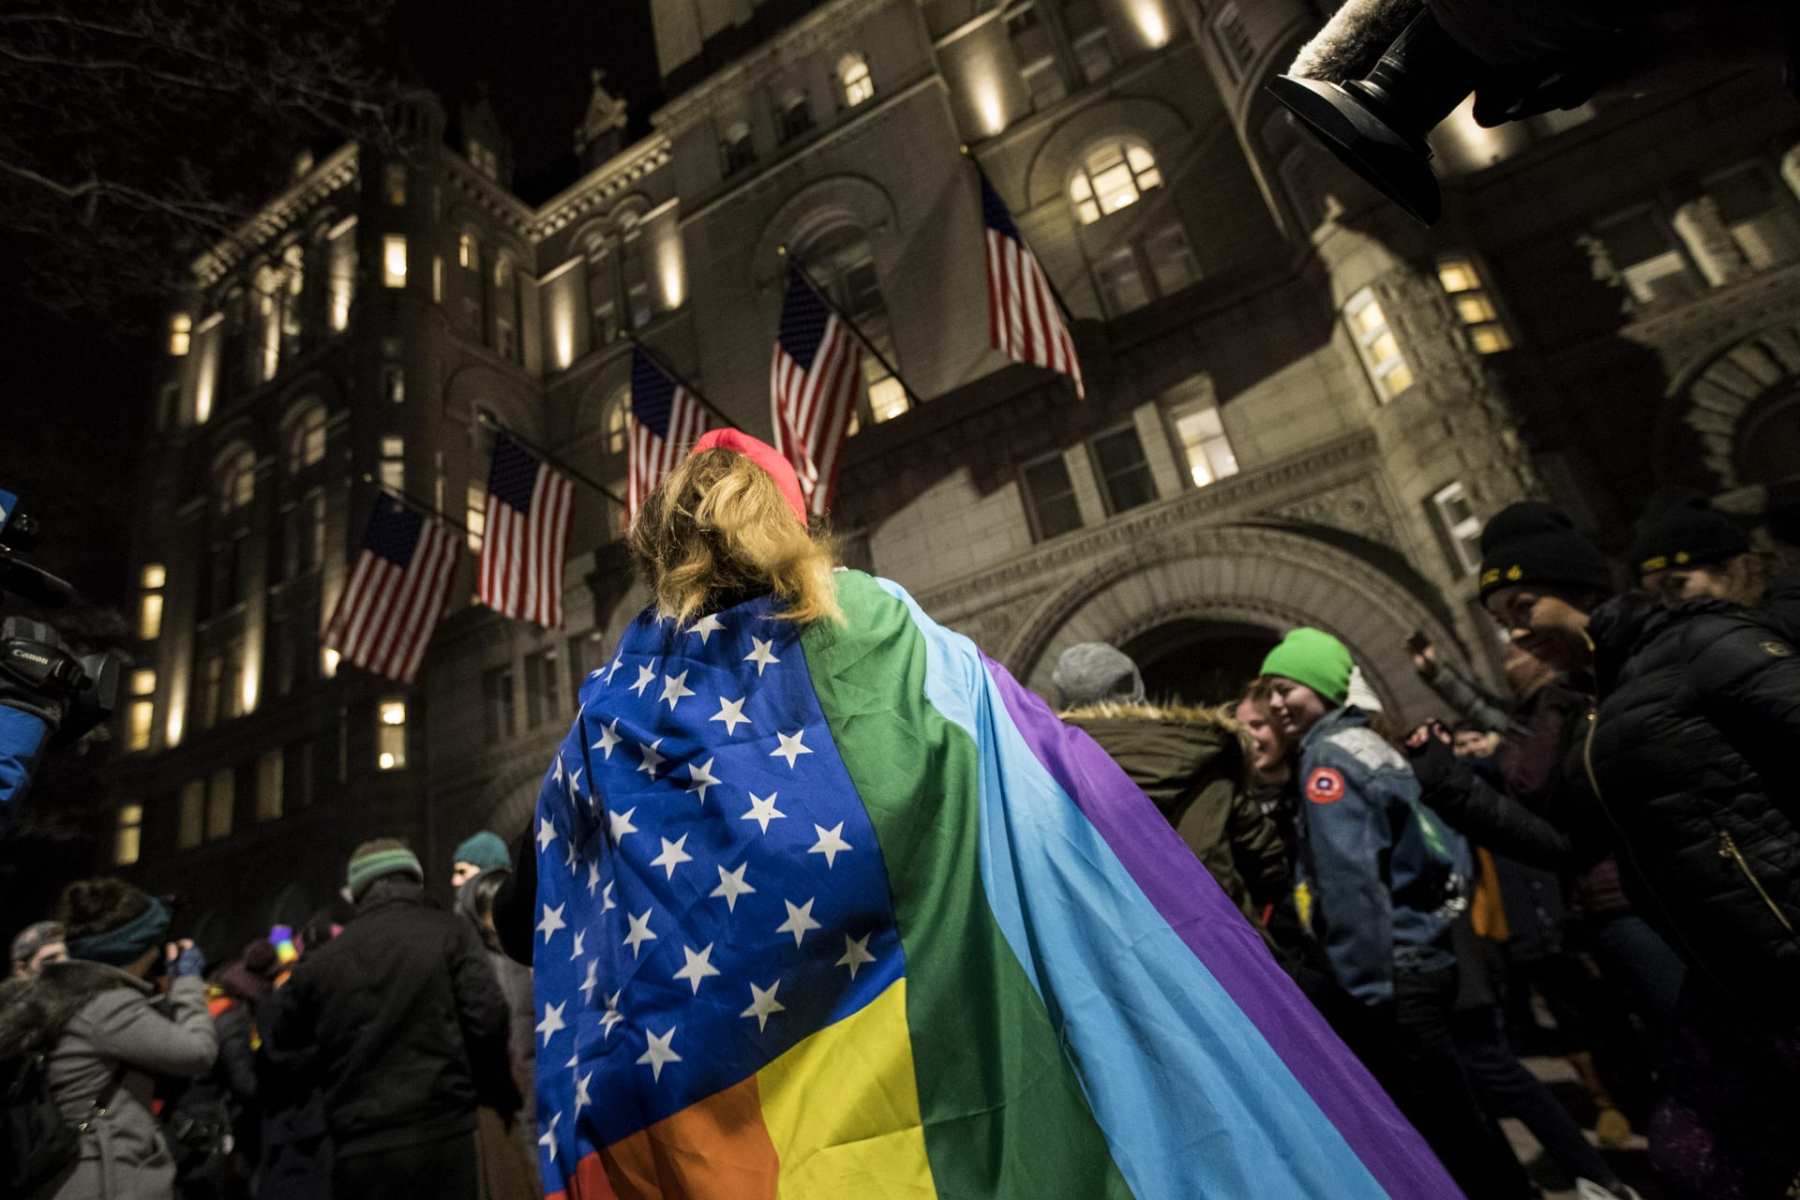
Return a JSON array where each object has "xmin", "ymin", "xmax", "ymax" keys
[{"xmin": 801, "ymin": 572, "xmax": 1133, "ymax": 1200}]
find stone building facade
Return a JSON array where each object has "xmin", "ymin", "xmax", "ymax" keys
[{"xmin": 105, "ymin": 0, "xmax": 1800, "ymax": 950}]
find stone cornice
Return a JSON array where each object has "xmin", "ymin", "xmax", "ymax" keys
[
  {"xmin": 530, "ymin": 135, "xmax": 676, "ymax": 240},
  {"xmin": 438, "ymin": 150, "xmax": 538, "ymax": 241},
  {"xmin": 193, "ymin": 144, "xmax": 359, "ymax": 287},
  {"xmin": 651, "ymin": 0, "xmax": 900, "ymax": 133}
]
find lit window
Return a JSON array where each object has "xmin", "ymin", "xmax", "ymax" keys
[
  {"xmin": 127, "ymin": 701, "xmax": 154, "ymax": 752},
  {"xmin": 289, "ymin": 405, "xmax": 327, "ymax": 473},
  {"xmin": 385, "ymin": 365, "xmax": 406, "ymax": 405},
  {"xmin": 322, "ymin": 646, "xmax": 340, "ymax": 678},
  {"xmin": 868, "ymin": 375, "xmax": 908, "ymax": 424},
  {"xmin": 466, "ymin": 481, "xmax": 487, "ymax": 553},
  {"xmin": 141, "ymin": 563, "xmax": 166, "ymax": 589},
  {"xmin": 385, "ymin": 163, "xmax": 407, "ymax": 206},
  {"xmin": 169, "ymin": 313, "xmax": 192, "ymax": 357},
  {"xmin": 605, "ymin": 393, "xmax": 629, "ymax": 456},
  {"xmin": 432, "ymin": 256, "xmax": 444, "ymax": 302},
  {"xmin": 459, "ymin": 232, "xmax": 479, "ymax": 269},
  {"xmin": 1091, "ymin": 425, "xmax": 1157, "ymax": 514},
  {"xmin": 328, "ymin": 217, "xmax": 357, "ymax": 331},
  {"xmin": 379, "ymin": 436, "xmax": 404, "ymax": 492},
  {"xmin": 138, "ymin": 564, "xmax": 165, "ymax": 641},
  {"xmin": 256, "ymin": 748, "xmax": 284, "ymax": 821},
  {"xmin": 1436, "ymin": 256, "xmax": 1513, "ymax": 354},
  {"xmin": 1021, "ymin": 453, "xmax": 1082, "ymax": 541},
  {"xmin": 114, "ymin": 803, "xmax": 143, "ymax": 866},
  {"xmin": 839, "ymin": 54, "xmax": 875, "ymax": 107},
  {"xmin": 382, "ymin": 235, "xmax": 407, "ymax": 288},
  {"xmin": 220, "ymin": 448, "xmax": 256, "ymax": 512},
  {"xmin": 1344, "ymin": 288, "xmax": 1414, "ymax": 400},
  {"xmin": 1169, "ymin": 400, "xmax": 1238, "ymax": 487},
  {"xmin": 1070, "ymin": 139, "xmax": 1161, "ymax": 225},
  {"xmin": 178, "ymin": 781, "xmax": 205, "ymax": 850},
  {"xmin": 207, "ymin": 766, "xmax": 234, "ymax": 841},
  {"xmin": 377, "ymin": 700, "xmax": 407, "ymax": 770},
  {"xmin": 1431, "ymin": 481, "xmax": 1484, "ymax": 575}
]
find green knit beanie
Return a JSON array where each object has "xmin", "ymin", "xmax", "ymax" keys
[
  {"xmin": 1259, "ymin": 628, "xmax": 1353, "ymax": 706},
  {"xmin": 452, "ymin": 831, "xmax": 510, "ymax": 875},
  {"xmin": 347, "ymin": 842, "xmax": 424, "ymax": 898}
]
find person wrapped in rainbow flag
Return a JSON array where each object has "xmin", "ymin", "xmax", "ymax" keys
[{"xmin": 526, "ymin": 429, "xmax": 1459, "ymax": 1199}]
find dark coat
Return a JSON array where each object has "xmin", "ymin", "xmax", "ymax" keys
[
  {"xmin": 1584, "ymin": 595, "xmax": 1800, "ymax": 1018},
  {"xmin": 1062, "ymin": 702, "xmax": 1288, "ymax": 923},
  {"xmin": 266, "ymin": 878, "xmax": 514, "ymax": 1159}
]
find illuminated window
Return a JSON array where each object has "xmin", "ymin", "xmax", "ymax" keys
[
  {"xmin": 1431, "ymin": 481, "xmax": 1484, "ymax": 575},
  {"xmin": 1344, "ymin": 288, "xmax": 1414, "ymax": 401},
  {"xmin": 178, "ymin": 781, "xmax": 204, "ymax": 850},
  {"xmin": 328, "ymin": 217, "xmax": 357, "ymax": 331},
  {"xmin": 126, "ymin": 668, "xmax": 156, "ymax": 752},
  {"xmin": 220, "ymin": 448, "xmax": 256, "ymax": 511},
  {"xmin": 839, "ymin": 54, "xmax": 875, "ymax": 107},
  {"xmin": 1070, "ymin": 139, "xmax": 1162, "ymax": 225},
  {"xmin": 385, "ymin": 163, "xmax": 407, "ymax": 206},
  {"xmin": 379, "ymin": 436, "xmax": 404, "ymax": 492},
  {"xmin": 168, "ymin": 313, "xmax": 192, "ymax": 357},
  {"xmin": 385, "ymin": 365, "xmax": 406, "ymax": 404},
  {"xmin": 377, "ymin": 700, "xmax": 407, "ymax": 770},
  {"xmin": 113, "ymin": 803, "xmax": 142, "ymax": 866},
  {"xmin": 1090, "ymin": 425, "xmax": 1157, "ymax": 514},
  {"xmin": 138, "ymin": 564, "xmax": 165, "ymax": 641},
  {"xmin": 256, "ymin": 748, "xmax": 284, "ymax": 821},
  {"xmin": 459, "ymin": 232, "xmax": 479, "ymax": 269},
  {"xmin": 1168, "ymin": 398, "xmax": 1238, "ymax": 488},
  {"xmin": 605, "ymin": 392, "xmax": 629, "ymax": 456},
  {"xmin": 466, "ymin": 481, "xmax": 487, "ymax": 553},
  {"xmin": 432, "ymin": 255, "xmax": 444, "ymax": 302},
  {"xmin": 1021, "ymin": 452, "xmax": 1082, "ymax": 541},
  {"xmin": 1437, "ymin": 256, "xmax": 1513, "ymax": 353},
  {"xmin": 289, "ymin": 405, "xmax": 327, "ymax": 473},
  {"xmin": 207, "ymin": 766, "xmax": 234, "ymax": 840},
  {"xmin": 382, "ymin": 235, "xmax": 407, "ymax": 288},
  {"xmin": 322, "ymin": 646, "xmax": 340, "ymax": 678}
]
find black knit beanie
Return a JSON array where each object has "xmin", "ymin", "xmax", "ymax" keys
[
  {"xmin": 1478, "ymin": 502, "xmax": 1612, "ymax": 600},
  {"xmin": 1767, "ymin": 498, "xmax": 1800, "ymax": 551},
  {"xmin": 1627, "ymin": 497, "xmax": 1750, "ymax": 578}
]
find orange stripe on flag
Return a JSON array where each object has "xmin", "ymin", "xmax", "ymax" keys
[{"xmin": 583, "ymin": 1073, "xmax": 780, "ymax": 1200}]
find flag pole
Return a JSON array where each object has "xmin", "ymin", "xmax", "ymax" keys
[
  {"xmin": 960, "ymin": 143, "xmax": 1080, "ymax": 330},
  {"xmin": 475, "ymin": 411, "xmax": 628, "ymax": 510},
  {"xmin": 625, "ymin": 334, "xmax": 735, "ymax": 431},
  {"xmin": 359, "ymin": 473, "xmax": 473, "ymax": 536},
  {"xmin": 776, "ymin": 245, "xmax": 930, "ymax": 413}
]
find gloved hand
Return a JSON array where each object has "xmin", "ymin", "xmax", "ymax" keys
[
  {"xmin": 1404, "ymin": 721, "xmax": 1467, "ymax": 799},
  {"xmin": 166, "ymin": 938, "xmax": 206, "ymax": 979}
]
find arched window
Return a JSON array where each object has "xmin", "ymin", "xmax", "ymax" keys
[
  {"xmin": 839, "ymin": 54, "xmax": 874, "ymax": 107},
  {"xmin": 800, "ymin": 223, "xmax": 907, "ymax": 425},
  {"xmin": 605, "ymin": 390, "xmax": 629, "ymax": 456},
  {"xmin": 779, "ymin": 90, "xmax": 814, "ymax": 142},
  {"xmin": 721, "ymin": 121, "xmax": 755, "ymax": 176},
  {"xmin": 287, "ymin": 403, "xmax": 327, "ymax": 474},
  {"xmin": 219, "ymin": 447, "xmax": 257, "ymax": 511},
  {"xmin": 1069, "ymin": 138, "xmax": 1163, "ymax": 225},
  {"xmin": 494, "ymin": 252, "xmax": 521, "ymax": 362}
]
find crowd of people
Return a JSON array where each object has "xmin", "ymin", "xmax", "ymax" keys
[{"xmin": 2, "ymin": 463, "xmax": 1795, "ymax": 1198}]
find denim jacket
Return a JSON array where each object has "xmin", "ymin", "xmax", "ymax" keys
[{"xmin": 1296, "ymin": 707, "xmax": 1470, "ymax": 1005}]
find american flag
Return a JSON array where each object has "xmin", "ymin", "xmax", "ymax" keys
[
  {"xmin": 981, "ymin": 172, "xmax": 1085, "ymax": 399},
  {"xmin": 769, "ymin": 265, "xmax": 862, "ymax": 517},
  {"xmin": 627, "ymin": 346, "xmax": 707, "ymax": 520},
  {"xmin": 322, "ymin": 496, "xmax": 458, "ymax": 684},
  {"xmin": 478, "ymin": 432, "xmax": 576, "ymax": 629}
]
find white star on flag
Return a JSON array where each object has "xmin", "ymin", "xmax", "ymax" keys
[
  {"xmin": 536, "ymin": 1000, "xmax": 567, "ymax": 1046},
  {"xmin": 539, "ymin": 1113, "xmax": 560, "ymax": 1163},
  {"xmin": 636, "ymin": 738, "xmax": 665, "ymax": 778},
  {"xmin": 537, "ymin": 903, "xmax": 567, "ymax": 944},
  {"xmin": 650, "ymin": 834, "xmax": 694, "ymax": 879},
  {"xmin": 710, "ymin": 695, "xmax": 751, "ymax": 735},
  {"xmin": 741, "ymin": 791, "xmax": 786, "ymax": 834},
  {"xmin": 624, "ymin": 909, "xmax": 657, "ymax": 958},
  {"xmin": 567, "ymin": 766, "xmax": 583, "ymax": 802},
  {"xmin": 562, "ymin": 838, "xmax": 577, "ymax": 873},
  {"xmin": 777, "ymin": 897, "xmax": 821, "ymax": 947},
  {"xmin": 536, "ymin": 816, "xmax": 558, "ymax": 853},
  {"xmin": 600, "ymin": 990, "xmax": 624, "ymax": 1038},
  {"xmin": 637, "ymin": 1026, "xmax": 682, "ymax": 1081},
  {"xmin": 672, "ymin": 943, "xmax": 721, "ymax": 994},
  {"xmin": 574, "ymin": 1072, "xmax": 593, "ymax": 1114},
  {"xmin": 808, "ymin": 821, "xmax": 852, "ymax": 868},
  {"xmin": 660, "ymin": 669, "xmax": 696, "ymax": 711},
  {"xmin": 608, "ymin": 806, "xmax": 639, "ymax": 844},
  {"xmin": 685, "ymin": 757, "xmax": 721, "ymax": 802},
  {"xmin": 770, "ymin": 729, "xmax": 812, "ymax": 768},
  {"xmin": 592, "ymin": 718, "xmax": 621, "ymax": 759},
  {"xmin": 585, "ymin": 860, "xmax": 600, "ymax": 897},
  {"xmin": 552, "ymin": 756, "xmax": 564, "ymax": 786},
  {"xmin": 741, "ymin": 979, "xmax": 786, "ymax": 1032},
  {"xmin": 709, "ymin": 862, "xmax": 756, "ymax": 911},
  {"xmin": 744, "ymin": 637, "xmax": 780, "ymax": 675},
  {"xmin": 603, "ymin": 654, "xmax": 623, "ymax": 684},
  {"xmin": 689, "ymin": 613, "xmax": 725, "ymax": 644},
  {"xmin": 630, "ymin": 663, "xmax": 657, "ymax": 696},
  {"xmin": 836, "ymin": 932, "xmax": 877, "ymax": 980},
  {"xmin": 579, "ymin": 959, "xmax": 598, "ymax": 1006},
  {"xmin": 570, "ymin": 930, "xmax": 586, "ymax": 960},
  {"xmin": 601, "ymin": 880, "xmax": 617, "ymax": 913}
]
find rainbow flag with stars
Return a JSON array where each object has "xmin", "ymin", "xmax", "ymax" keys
[{"xmin": 529, "ymin": 570, "xmax": 1457, "ymax": 1199}]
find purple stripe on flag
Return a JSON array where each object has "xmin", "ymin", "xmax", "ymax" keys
[{"xmin": 979, "ymin": 652, "xmax": 1459, "ymax": 1200}]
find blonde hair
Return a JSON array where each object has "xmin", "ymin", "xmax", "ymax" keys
[{"xmin": 628, "ymin": 448, "xmax": 843, "ymax": 626}]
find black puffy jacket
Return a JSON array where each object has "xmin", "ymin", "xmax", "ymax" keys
[
  {"xmin": 267, "ymin": 877, "xmax": 515, "ymax": 1157},
  {"xmin": 1585, "ymin": 595, "xmax": 1800, "ymax": 1017}
]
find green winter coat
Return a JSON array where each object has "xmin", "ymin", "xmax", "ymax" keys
[{"xmin": 1062, "ymin": 702, "xmax": 1290, "ymax": 925}]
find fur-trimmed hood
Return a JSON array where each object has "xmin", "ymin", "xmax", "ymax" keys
[
  {"xmin": 0, "ymin": 958, "xmax": 150, "ymax": 1059},
  {"xmin": 1061, "ymin": 701, "xmax": 1251, "ymax": 805}
]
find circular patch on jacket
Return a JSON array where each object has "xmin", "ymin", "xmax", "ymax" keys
[
  {"xmin": 1763, "ymin": 640, "xmax": 1793, "ymax": 658},
  {"xmin": 1305, "ymin": 767, "xmax": 1346, "ymax": 805}
]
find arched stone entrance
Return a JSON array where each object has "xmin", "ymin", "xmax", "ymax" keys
[
  {"xmin": 1119, "ymin": 618, "xmax": 1279, "ymax": 706},
  {"xmin": 1005, "ymin": 523, "xmax": 1472, "ymax": 721}
]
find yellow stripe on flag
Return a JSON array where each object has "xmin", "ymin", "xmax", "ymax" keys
[{"xmin": 757, "ymin": 978, "xmax": 937, "ymax": 1198}]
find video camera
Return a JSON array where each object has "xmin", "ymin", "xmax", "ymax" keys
[{"xmin": 1, "ymin": 489, "xmax": 118, "ymax": 810}]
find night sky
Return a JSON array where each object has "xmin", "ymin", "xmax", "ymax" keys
[{"xmin": 3, "ymin": 0, "xmax": 657, "ymax": 611}]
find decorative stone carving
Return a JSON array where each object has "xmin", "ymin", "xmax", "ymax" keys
[{"xmin": 1264, "ymin": 475, "xmax": 1402, "ymax": 550}]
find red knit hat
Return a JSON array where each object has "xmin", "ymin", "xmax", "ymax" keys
[{"xmin": 691, "ymin": 429, "xmax": 808, "ymax": 526}]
